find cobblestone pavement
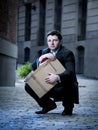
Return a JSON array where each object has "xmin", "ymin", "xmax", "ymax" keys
[{"xmin": 0, "ymin": 74, "xmax": 98, "ymax": 130}]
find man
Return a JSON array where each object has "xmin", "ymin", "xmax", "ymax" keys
[{"xmin": 25, "ymin": 30, "xmax": 79, "ymax": 115}]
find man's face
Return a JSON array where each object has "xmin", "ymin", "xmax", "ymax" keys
[{"xmin": 47, "ymin": 35, "xmax": 61, "ymax": 51}]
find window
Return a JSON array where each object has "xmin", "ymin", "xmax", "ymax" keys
[
  {"xmin": 38, "ymin": 0, "xmax": 46, "ymax": 46},
  {"xmin": 25, "ymin": 3, "xmax": 31, "ymax": 41},
  {"xmin": 54, "ymin": 0, "xmax": 62, "ymax": 31},
  {"xmin": 24, "ymin": 47, "xmax": 30, "ymax": 62},
  {"xmin": 78, "ymin": 0, "xmax": 87, "ymax": 41}
]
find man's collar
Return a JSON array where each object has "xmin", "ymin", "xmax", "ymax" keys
[{"xmin": 50, "ymin": 49, "xmax": 59, "ymax": 56}]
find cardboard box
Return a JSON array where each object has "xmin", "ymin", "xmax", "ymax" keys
[{"xmin": 24, "ymin": 59, "xmax": 65, "ymax": 98}]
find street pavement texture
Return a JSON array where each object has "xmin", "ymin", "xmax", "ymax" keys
[{"xmin": 0, "ymin": 74, "xmax": 98, "ymax": 130}]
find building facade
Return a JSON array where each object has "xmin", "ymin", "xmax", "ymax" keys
[
  {"xmin": 0, "ymin": 0, "xmax": 18, "ymax": 86},
  {"xmin": 17, "ymin": 0, "xmax": 98, "ymax": 79}
]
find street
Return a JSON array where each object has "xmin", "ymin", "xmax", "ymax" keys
[{"xmin": 0, "ymin": 74, "xmax": 98, "ymax": 130}]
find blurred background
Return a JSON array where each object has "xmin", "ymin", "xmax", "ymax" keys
[{"xmin": 0, "ymin": 0, "xmax": 98, "ymax": 87}]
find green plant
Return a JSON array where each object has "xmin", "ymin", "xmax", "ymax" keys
[{"xmin": 17, "ymin": 62, "xmax": 32, "ymax": 78}]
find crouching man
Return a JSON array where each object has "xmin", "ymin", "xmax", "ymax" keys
[{"xmin": 25, "ymin": 30, "xmax": 79, "ymax": 115}]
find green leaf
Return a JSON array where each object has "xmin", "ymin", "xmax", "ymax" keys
[{"xmin": 17, "ymin": 62, "xmax": 32, "ymax": 78}]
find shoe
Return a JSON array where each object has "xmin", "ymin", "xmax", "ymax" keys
[
  {"xmin": 35, "ymin": 104, "xmax": 56, "ymax": 114},
  {"xmin": 62, "ymin": 108, "xmax": 73, "ymax": 116}
]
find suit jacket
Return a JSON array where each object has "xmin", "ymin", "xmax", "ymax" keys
[{"xmin": 31, "ymin": 45, "xmax": 79, "ymax": 104}]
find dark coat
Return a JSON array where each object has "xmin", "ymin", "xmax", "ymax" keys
[{"xmin": 31, "ymin": 45, "xmax": 79, "ymax": 104}]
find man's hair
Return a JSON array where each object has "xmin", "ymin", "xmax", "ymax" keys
[{"xmin": 47, "ymin": 30, "xmax": 62, "ymax": 41}]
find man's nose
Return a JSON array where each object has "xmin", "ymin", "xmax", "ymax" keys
[{"xmin": 51, "ymin": 40, "xmax": 54, "ymax": 44}]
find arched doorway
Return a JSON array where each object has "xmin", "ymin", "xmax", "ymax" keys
[
  {"xmin": 77, "ymin": 46, "xmax": 84, "ymax": 74},
  {"xmin": 24, "ymin": 47, "xmax": 30, "ymax": 62}
]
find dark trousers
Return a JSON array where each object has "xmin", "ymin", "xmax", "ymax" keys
[{"xmin": 25, "ymin": 83, "xmax": 74, "ymax": 109}]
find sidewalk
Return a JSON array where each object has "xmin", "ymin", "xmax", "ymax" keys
[{"xmin": 0, "ymin": 74, "xmax": 98, "ymax": 130}]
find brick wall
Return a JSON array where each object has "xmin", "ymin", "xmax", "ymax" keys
[
  {"xmin": 0, "ymin": 0, "xmax": 18, "ymax": 86},
  {"xmin": 0, "ymin": 0, "xmax": 18, "ymax": 44}
]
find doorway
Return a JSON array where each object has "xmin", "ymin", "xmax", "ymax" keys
[{"xmin": 77, "ymin": 46, "xmax": 84, "ymax": 74}]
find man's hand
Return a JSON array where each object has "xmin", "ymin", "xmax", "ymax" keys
[
  {"xmin": 45, "ymin": 73, "xmax": 59, "ymax": 84},
  {"xmin": 39, "ymin": 53, "xmax": 56, "ymax": 63}
]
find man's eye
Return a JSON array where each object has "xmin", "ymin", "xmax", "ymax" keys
[
  {"xmin": 54, "ymin": 39, "xmax": 58, "ymax": 42},
  {"xmin": 48, "ymin": 40, "xmax": 51, "ymax": 42},
  {"xmin": 48, "ymin": 39, "xmax": 58, "ymax": 42}
]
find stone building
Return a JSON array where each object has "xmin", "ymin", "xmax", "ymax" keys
[
  {"xmin": 17, "ymin": 0, "xmax": 98, "ymax": 79},
  {"xmin": 0, "ymin": 0, "xmax": 18, "ymax": 86}
]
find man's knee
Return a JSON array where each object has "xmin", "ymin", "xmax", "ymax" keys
[{"xmin": 25, "ymin": 83, "xmax": 30, "ymax": 92}]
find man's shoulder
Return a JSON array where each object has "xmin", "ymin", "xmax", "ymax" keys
[
  {"xmin": 42, "ymin": 48, "xmax": 50, "ymax": 54},
  {"xmin": 60, "ymin": 46, "xmax": 72, "ymax": 54}
]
